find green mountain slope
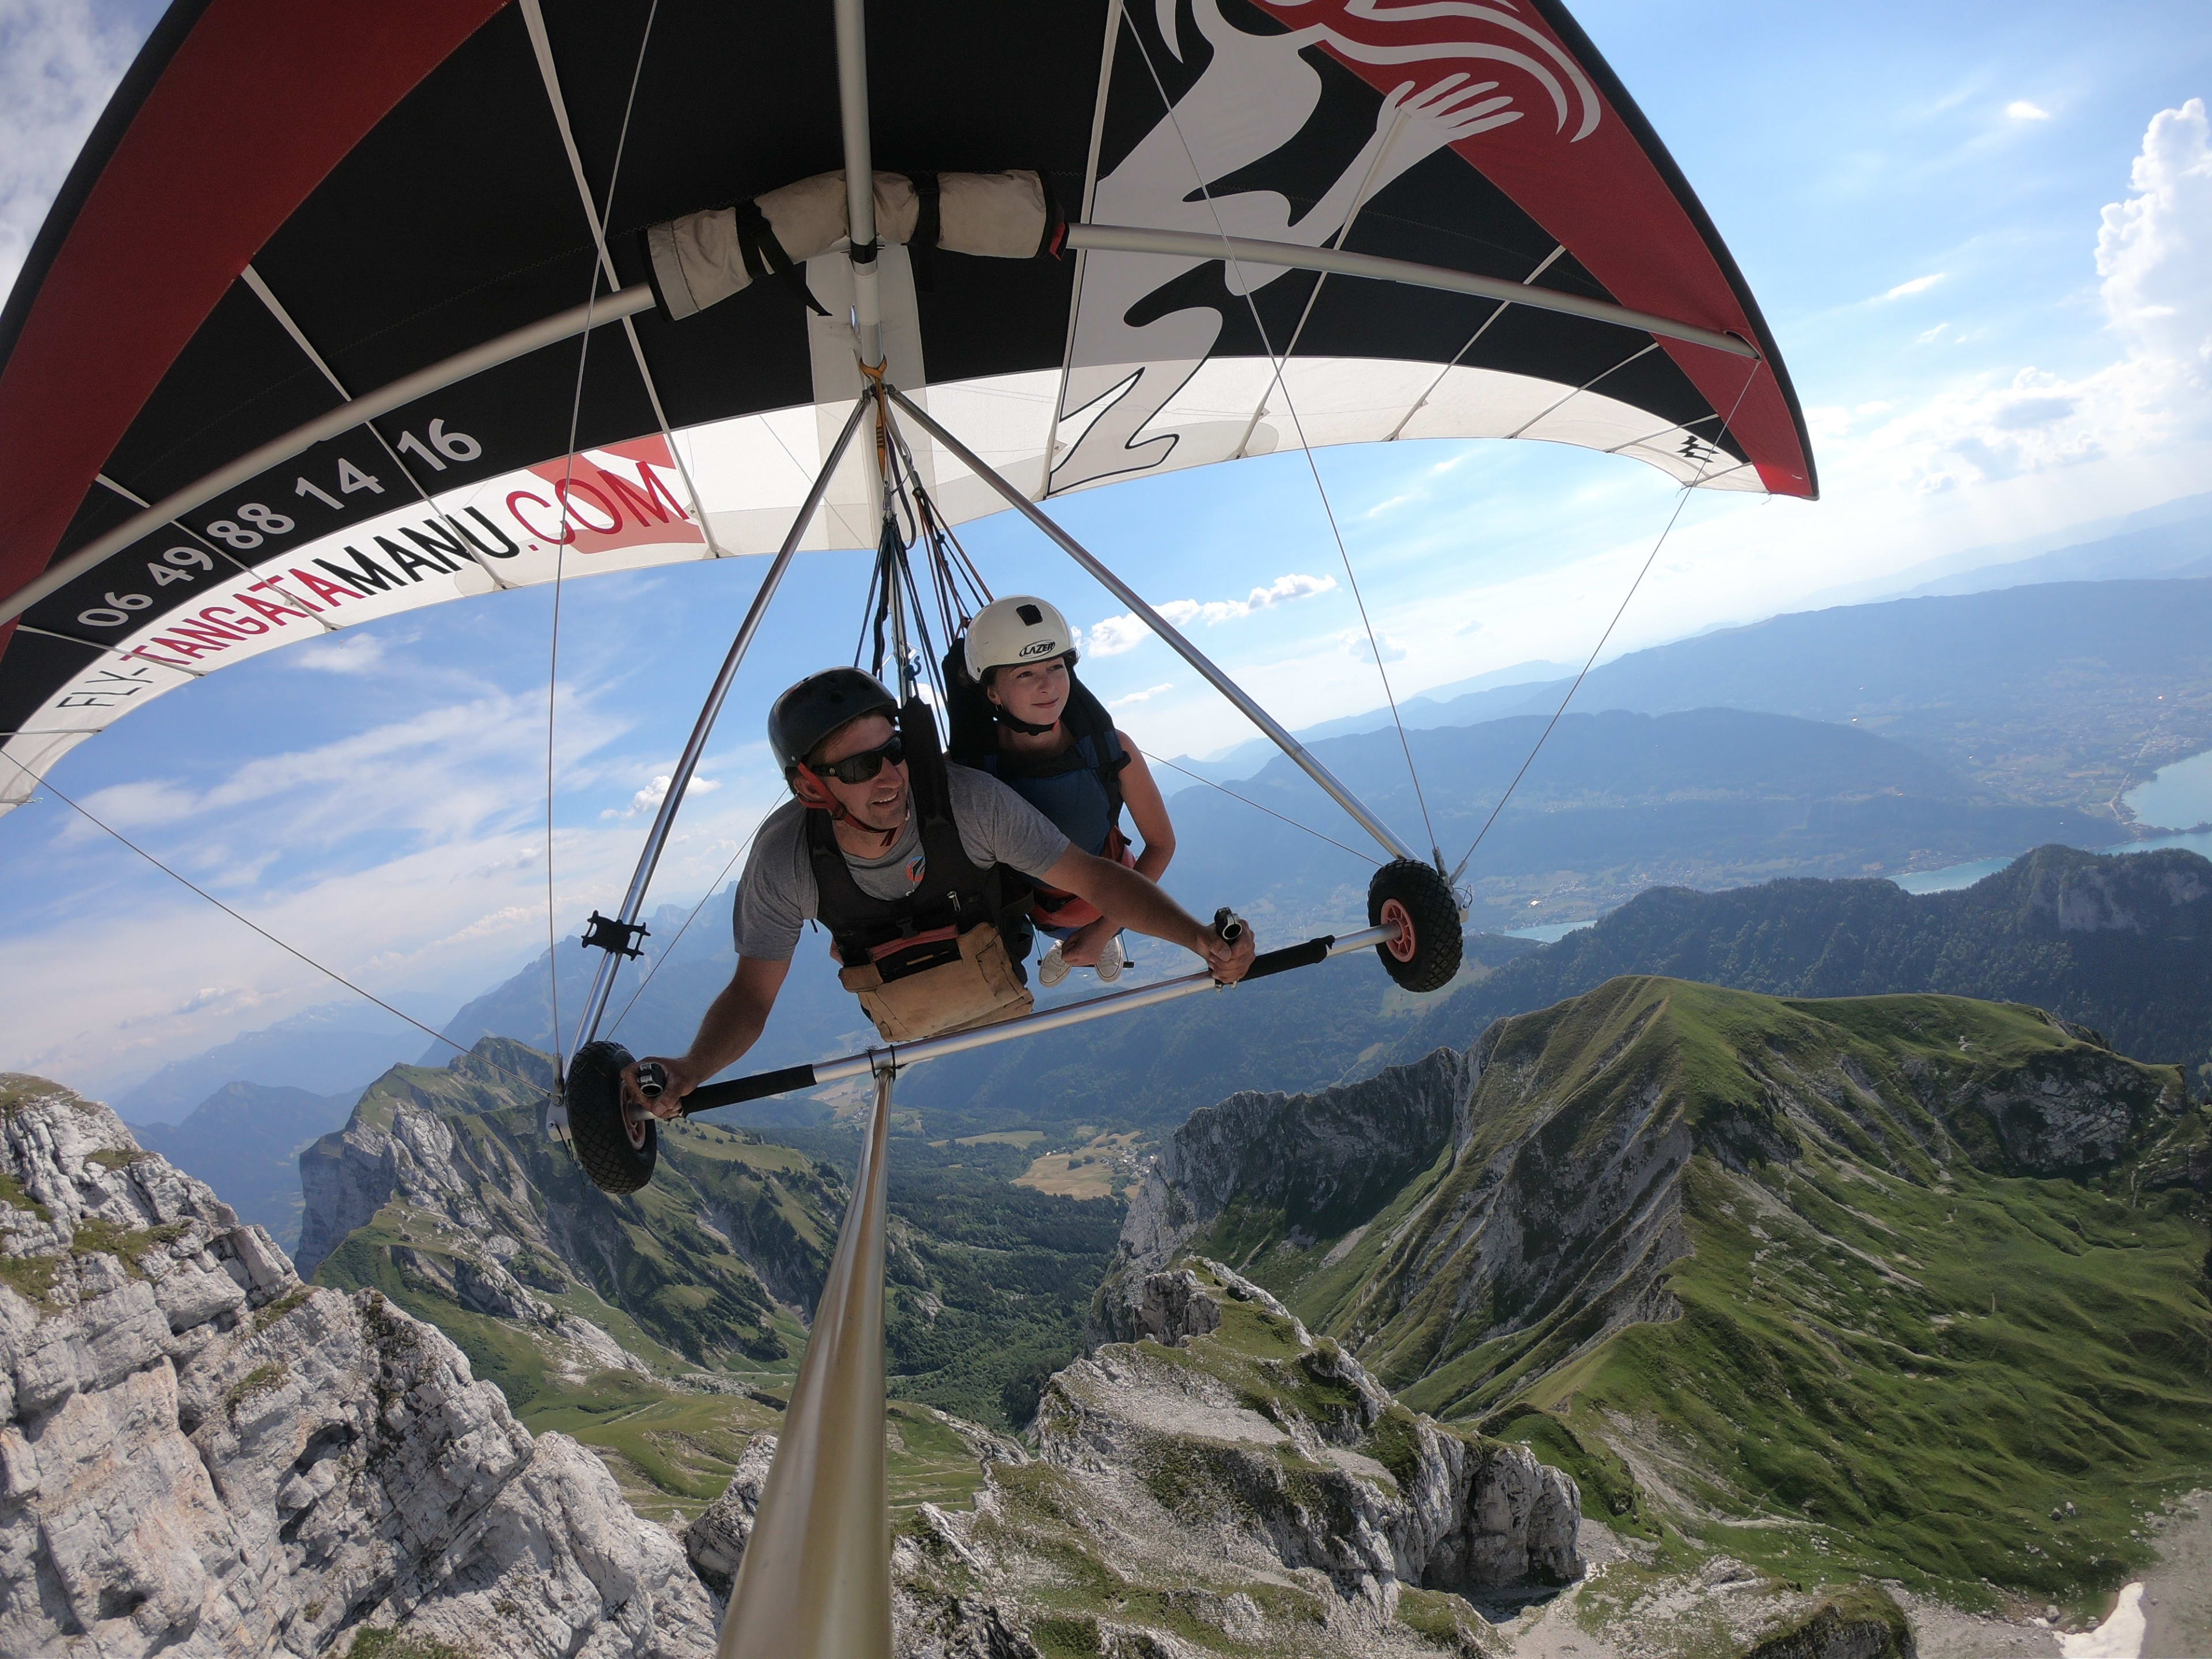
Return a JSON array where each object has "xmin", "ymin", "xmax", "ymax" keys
[
  {"xmin": 1389, "ymin": 843, "xmax": 2212, "ymax": 1073},
  {"xmin": 1126, "ymin": 979, "xmax": 2211, "ymax": 1605},
  {"xmin": 298, "ymin": 1046, "xmax": 835, "ymax": 1406},
  {"xmin": 297, "ymin": 1040, "xmax": 1122, "ymax": 1432}
]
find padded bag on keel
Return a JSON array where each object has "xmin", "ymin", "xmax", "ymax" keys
[{"xmin": 646, "ymin": 169, "xmax": 1052, "ymax": 320}]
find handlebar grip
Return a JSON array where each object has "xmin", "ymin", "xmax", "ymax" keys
[
  {"xmin": 635, "ymin": 1060, "xmax": 668, "ymax": 1100},
  {"xmin": 1243, "ymin": 935, "xmax": 1334, "ymax": 982},
  {"xmin": 681, "ymin": 1063, "xmax": 821, "ymax": 1114},
  {"xmin": 1212, "ymin": 906, "xmax": 1247, "ymax": 944}
]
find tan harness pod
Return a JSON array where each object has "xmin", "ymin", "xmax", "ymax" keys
[{"xmin": 838, "ymin": 922, "xmax": 1033, "ymax": 1043}]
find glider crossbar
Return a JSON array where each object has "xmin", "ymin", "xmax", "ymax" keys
[
  {"xmin": 678, "ymin": 922, "xmax": 1396, "ymax": 1115},
  {"xmin": 563, "ymin": 394, "xmax": 873, "ymax": 1075},
  {"xmin": 884, "ymin": 387, "xmax": 1421, "ymax": 866},
  {"xmin": 2, "ymin": 285, "xmax": 656, "ymax": 628},
  {"xmin": 1064, "ymin": 225, "xmax": 1760, "ymax": 361}
]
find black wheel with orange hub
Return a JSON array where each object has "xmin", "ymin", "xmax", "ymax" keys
[
  {"xmin": 1366, "ymin": 859, "xmax": 1463, "ymax": 993},
  {"xmin": 568, "ymin": 1039, "xmax": 658, "ymax": 1194}
]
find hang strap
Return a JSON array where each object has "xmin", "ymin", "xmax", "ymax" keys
[{"xmin": 910, "ymin": 171, "xmax": 941, "ymax": 293}]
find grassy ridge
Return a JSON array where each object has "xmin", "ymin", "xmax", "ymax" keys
[{"xmin": 1180, "ymin": 979, "xmax": 2212, "ymax": 1607}]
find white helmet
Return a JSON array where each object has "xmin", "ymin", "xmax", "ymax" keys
[{"xmin": 964, "ymin": 595, "xmax": 1074, "ymax": 681}]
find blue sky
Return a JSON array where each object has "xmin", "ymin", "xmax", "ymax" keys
[{"xmin": 1, "ymin": 0, "xmax": 2208, "ymax": 1096}]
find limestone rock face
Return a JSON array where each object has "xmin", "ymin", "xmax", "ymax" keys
[
  {"xmin": 293, "ymin": 1040, "xmax": 555, "ymax": 1280},
  {"xmin": 886, "ymin": 1260, "xmax": 1578, "ymax": 1656},
  {"xmin": 1091, "ymin": 1266, "xmax": 1222, "ymax": 1348},
  {"xmin": 0, "ymin": 1073, "xmax": 716, "ymax": 1658},
  {"xmin": 684, "ymin": 1431, "xmax": 777, "ymax": 1597},
  {"xmin": 1048, "ymin": 1266, "xmax": 1578, "ymax": 1618}
]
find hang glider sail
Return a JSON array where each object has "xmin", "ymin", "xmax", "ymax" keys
[{"xmin": 0, "ymin": 0, "xmax": 1812, "ymax": 815}]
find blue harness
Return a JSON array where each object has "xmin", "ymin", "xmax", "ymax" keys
[{"xmin": 981, "ymin": 730, "xmax": 1126, "ymax": 856}]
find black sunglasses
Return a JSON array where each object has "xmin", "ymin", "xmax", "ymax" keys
[{"xmin": 813, "ymin": 735, "xmax": 905, "ymax": 785}]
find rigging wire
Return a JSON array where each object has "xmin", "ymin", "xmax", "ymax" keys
[
  {"xmin": 1124, "ymin": 21, "xmax": 1441, "ymax": 866},
  {"xmin": 1445, "ymin": 359, "xmax": 1767, "ymax": 887},
  {"xmin": 538, "ymin": 1, "xmax": 661, "ymax": 1081},
  {"xmin": 1141, "ymin": 749, "xmax": 1381, "ymax": 866},
  {"xmin": 0, "ymin": 751, "xmax": 548, "ymax": 1096},
  {"xmin": 605, "ymin": 817, "xmax": 766, "ymax": 1042}
]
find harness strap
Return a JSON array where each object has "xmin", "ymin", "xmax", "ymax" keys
[{"xmin": 734, "ymin": 198, "xmax": 832, "ymax": 316}]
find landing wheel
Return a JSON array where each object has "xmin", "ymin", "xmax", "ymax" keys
[
  {"xmin": 1367, "ymin": 859, "xmax": 1463, "ymax": 993},
  {"xmin": 568, "ymin": 1039, "xmax": 658, "ymax": 1194}
]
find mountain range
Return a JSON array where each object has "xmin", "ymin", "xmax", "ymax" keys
[
  {"xmin": 1164, "ymin": 703, "xmax": 2111, "ymax": 933},
  {"xmin": 115, "ymin": 1001, "xmax": 432, "ymax": 1123},
  {"xmin": 131, "ymin": 1081, "xmax": 356, "ymax": 1251},
  {"xmin": 1381, "ymin": 842, "xmax": 2212, "ymax": 1077},
  {"xmin": 1188, "ymin": 574, "xmax": 2212, "ymax": 826}
]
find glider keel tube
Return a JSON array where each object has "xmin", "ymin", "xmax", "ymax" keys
[
  {"xmin": 566, "ymin": 394, "xmax": 873, "ymax": 1070},
  {"xmin": 1065, "ymin": 225, "xmax": 1760, "ymax": 361},
  {"xmin": 834, "ymin": 0, "xmax": 882, "ymax": 369},
  {"xmin": 681, "ymin": 923, "xmax": 1399, "ymax": 1115},
  {"xmin": 2, "ymin": 285, "xmax": 657, "ymax": 629},
  {"xmin": 718, "ymin": 1064, "xmax": 894, "ymax": 1659},
  {"xmin": 885, "ymin": 388, "xmax": 1421, "ymax": 865}
]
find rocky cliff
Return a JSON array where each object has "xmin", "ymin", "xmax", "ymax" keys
[
  {"xmin": 0, "ymin": 1072, "xmax": 715, "ymax": 1657},
  {"xmin": 689, "ymin": 1256, "xmax": 1583, "ymax": 1657}
]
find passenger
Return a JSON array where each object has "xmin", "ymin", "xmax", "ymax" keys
[
  {"xmin": 624, "ymin": 668, "xmax": 1253, "ymax": 1114},
  {"xmin": 948, "ymin": 596, "xmax": 1176, "ymax": 988}
]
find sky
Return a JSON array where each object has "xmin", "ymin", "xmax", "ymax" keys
[{"xmin": 1, "ymin": 0, "xmax": 2209, "ymax": 1097}]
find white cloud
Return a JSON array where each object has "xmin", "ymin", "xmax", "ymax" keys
[
  {"xmin": 430, "ymin": 906, "xmax": 540, "ymax": 949},
  {"xmin": 1916, "ymin": 321, "xmax": 1950, "ymax": 346},
  {"xmin": 2097, "ymin": 98, "xmax": 2212, "ymax": 369},
  {"xmin": 1079, "ymin": 612, "xmax": 1153, "ymax": 657},
  {"xmin": 621, "ymin": 774, "xmax": 718, "ymax": 817},
  {"xmin": 1878, "ymin": 273, "xmax": 1946, "ymax": 301},
  {"xmin": 1156, "ymin": 573, "xmax": 1339, "ymax": 629},
  {"xmin": 287, "ymin": 632, "xmax": 389, "ymax": 675},
  {"xmin": 1108, "ymin": 683, "xmax": 1173, "ymax": 709},
  {"xmin": 2006, "ymin": 100, "xmax": 2052, "ymax": 122},
  {"xmin": 1347, "ymin": 630, "xmax": 1408, "ymax": 665},
  {"xmin": 0, "ymin": 0, "xmax": 151, "ymax": 300},
  {"xmin": 1363, "ymin": 493, "xmax": 1416, "ymax": 519},
  {"xmin": 1079, "ymin": 573, "xmax": 1337, "ymax": 657},
  {"xmin": 1844, "ymin": 101, "xmax": 2212, "ymax": 497}
]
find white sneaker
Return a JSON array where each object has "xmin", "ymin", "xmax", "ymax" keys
[
  {"xmin": 1095, "ymin": 934, "xmax": 1125, "ymax": 982},
  {"xmin": 1037, "ymin": 942, "xmax": 1070, "ymax": 988}
]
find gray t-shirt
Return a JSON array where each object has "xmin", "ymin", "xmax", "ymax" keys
[{"xmin": 733, "ymin": 764, "xmax": 1071, "ymax": 961}]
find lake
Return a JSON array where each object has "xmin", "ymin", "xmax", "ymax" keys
[
  {"xmin": 2123, "ymin": 747, "xmax": 2212, "ymax": 831},
  {"xmin": 1897, "ymin": 827, "xmax": 2212, "ymax": 894}
]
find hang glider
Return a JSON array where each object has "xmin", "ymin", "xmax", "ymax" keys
[
  {"xmin": 0, "ymin": 5, "xmax": 1820, "ymax": 1657},
  {"xmin": 0, "ymin": 0, "xmax": 1812, "ymax": 813}
]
